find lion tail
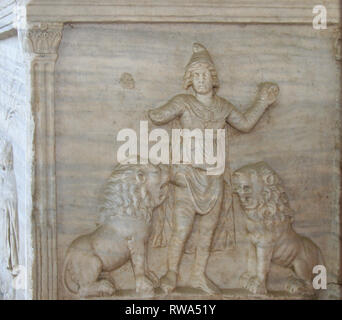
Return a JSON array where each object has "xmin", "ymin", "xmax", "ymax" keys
[
  {"xmin": 317, "ymin": 246, "xmax": 326, "ymax": 268},
  {"xmin": 62, "ymin": 250, "xmax": 79, "ymax": 295}
]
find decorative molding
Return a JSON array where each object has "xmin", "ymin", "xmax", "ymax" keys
[
  {"xmin": 19, "ymin": 22, "xmax": 63, "ymax": 300},
  {"xmin": 23, "ymin": 0, "xmax": 341, "ymax": 25}
]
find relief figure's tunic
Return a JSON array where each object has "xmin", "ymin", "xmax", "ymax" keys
[{"xmin": 149, "ymin": 94, "xmax": 234, "ymax": 215}]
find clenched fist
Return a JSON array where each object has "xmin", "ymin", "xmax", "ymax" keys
[{"xmin": 257, "ymin": 82, "xmax": 279, "ymax": 105}]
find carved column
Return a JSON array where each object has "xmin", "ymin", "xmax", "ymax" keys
[{"xmin": 19, "ymin": 23, "xmax": 63, "ymax": 300}]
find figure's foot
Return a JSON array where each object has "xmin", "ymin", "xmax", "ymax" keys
[
  {"xmin": 136, "ymin": 275, "xmax": 155, "ymax": 296},
  {"xmin": 239, "ymin": 272, "xmax": 254, "ymax": 289},
  {"xmin": 160, "ymin": 270, "xmax": 177, "ymax": 294},
  {"xmin": 190, "ymin": 274, "xmax": 221, "ymax": 295},
  {"xmin": 245, "ymin": 276, "xmax": 267, "ymax": 295},
  {"xmin": 79, "ymin": 279, "xmax": 115, "ymax": 297},
  {"xmin": 146, "ymin": 270, "xmax": 160, "ymax": 288},
  {"xmin": 285, "ymin": 277, "xmax": 313, "ymax": 295}
]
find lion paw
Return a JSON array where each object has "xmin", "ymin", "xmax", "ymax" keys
[
  {"xmin": 98, "ymin": 280, "xmax": 116, "ymax": 296},
  {"xmin": 79, "ymin": 280, "xmax": 115, "ymax": 298},
  {"xmin": 136, "ymin": 275, "xmax": 155, "ymax": 296},
  {"xmin": 285, "ymin": 277, "xmax": 313, "ymax": 295},
  {"xmin": 160, "ymin": 270, "xmax": 177, "ymax": 294},
  {"xmin": 245, "ymin": 276, "xmax": 267, "ymax": 295},
  {"xmin": 190, "ymin": 274, "xmax": 221, "ymax": 295}
]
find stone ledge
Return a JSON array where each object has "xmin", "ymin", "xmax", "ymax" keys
[
  {"xmin": 65, "ymin": 288, "xmax": 316, "ymax": 300},
  {"xmin": 24, "ymin": 0, "xmax": 341, "ymax": 24}
]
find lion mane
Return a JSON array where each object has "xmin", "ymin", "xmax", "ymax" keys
[
  {"xmin": 63, "ymin": 161, "xmax": 167, "ymax": 297},
  {"xmin": 234, "ymin": 161, "xmax": 294, "ymax": 229},
  {"xmin": 99, "ymin": 163, "xmax": 158, "ymax": 224}
]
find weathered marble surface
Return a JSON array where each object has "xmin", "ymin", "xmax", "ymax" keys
[
  {"xmin": 22, "ymin": 0, "xmax": 341, "ymax": 24},
  {"xmin": 0, "ymin": 0, "xmax": 341, "ymax": 300},
  {"xmin": 55, "ymin": 23, "xmax": 340, "ymax": 299}
]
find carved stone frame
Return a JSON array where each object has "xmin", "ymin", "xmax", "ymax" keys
[
  {"xmin": 5, "ymin": 0, "xmax": 341, "ymax": 299},
  {"xmin": 17, "ymin": 22, "xmax": 63, "ymax": 300}
]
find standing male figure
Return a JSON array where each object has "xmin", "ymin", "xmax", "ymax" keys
[{"xmin": 148, "ymin": 43, "xmax": 279, "ymax": 294}]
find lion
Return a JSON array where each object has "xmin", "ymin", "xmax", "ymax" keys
[
  {"xmin": 63, "ymin": 161, "xmax": 169, "ymax": 298},
  {"xmin": 232, "ymin": 161, "xmax": 324, "ymax": 295}
]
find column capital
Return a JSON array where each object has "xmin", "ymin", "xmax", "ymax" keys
[{"xmin": 19, "ymin": 22, "xmax": 63, "ymax": 57}]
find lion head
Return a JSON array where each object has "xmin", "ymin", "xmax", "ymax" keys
[
  {"xmin": 232, "ymin": 162, "xmax": 293, "ymax": 226},
  {"xmin": 99, "ymin": 161, "xmax": 169, "ymax": 223}
]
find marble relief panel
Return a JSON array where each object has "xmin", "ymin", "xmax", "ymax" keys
[{"xmin": 55, "ymin": 23, "xmax": 340, "ymax": 299}]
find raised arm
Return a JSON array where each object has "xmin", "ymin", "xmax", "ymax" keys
[
  {"xmin": 148, "ymin": 95, "xmax": 185, "ymax": 125},
  {"xmin": 227, "ymin": 82, "xmax": 279, "ymax": 133}
]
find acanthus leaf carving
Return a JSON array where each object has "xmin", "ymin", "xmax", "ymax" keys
[{"xmin": 20, "ymin": 23, "xmax": 63, "ymax": 56}]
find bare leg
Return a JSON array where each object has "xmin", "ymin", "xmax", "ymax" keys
[
  {"xmin": 189, "ymin": 195, "xmax": 222, "ymax": 295},
  {"xmin": 160, "ymin": 192, "xmax": 196, "ymax": 294}
]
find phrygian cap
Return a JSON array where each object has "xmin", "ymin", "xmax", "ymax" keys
[{"xmin": 185, "ymin": 43, "xmax": 215, "ymax": 71}]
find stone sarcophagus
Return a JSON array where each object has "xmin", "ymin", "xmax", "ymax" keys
[{"xmin": 0, "ymin": 0, "xmax": 341, "ymax": 300}]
